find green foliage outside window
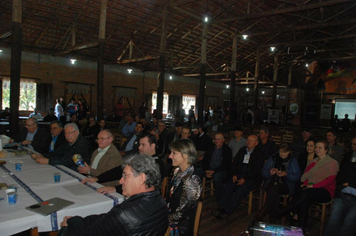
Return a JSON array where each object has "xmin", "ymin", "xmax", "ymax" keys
[{"xmin": 2, "ymin": 80, "xmax": 36, "ymax": 110}]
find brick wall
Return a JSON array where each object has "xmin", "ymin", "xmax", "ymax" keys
[{"xmin": 0, "ymin": 49, "xmax": 228, "ymax": 115}]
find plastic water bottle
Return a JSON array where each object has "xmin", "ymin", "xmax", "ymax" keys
[{"xmin": 72, "ymin": 154, "xmax": 85, "ymax": 166}]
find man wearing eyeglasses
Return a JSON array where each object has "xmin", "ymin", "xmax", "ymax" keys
[
  {"xmin": 31, "ymin": 123, "xmax": 93, "ymax": 171},
  {"xmin": 77, "ymin": 130, "xmax": 123, "ymax": 186},
  {"xmin": 10, "ymin": 117, "xmax": 51, "ymax": 153}
]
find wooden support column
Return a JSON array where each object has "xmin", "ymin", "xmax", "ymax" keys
[
  {"xmin": 97, "ymin": 0, "xmax": 107, "ymax": 118},
  {"xmin": 157, "ymin": 3, "xmax": 168, "ymax": 116},
  {"xmin": 288, "ymin": 62, "xmax": 292, "ymax": 87},
  {"xmin": 10, "ymin": 0, "xmax": 22, "ymax": 137},
  {"xmin": 198, "ymin": 22, "xmax": 208, "ymax": 126},
  {"xmin": 229, "ymin": 35, "xmax": 238, "ymax": 125},
  {"xmin": 272, "ymin": 54, "xmax": 278, "ymax": 109},
  {"xmin": 253, "ymin": 48, "xmax": 260, "ymax": 111}
]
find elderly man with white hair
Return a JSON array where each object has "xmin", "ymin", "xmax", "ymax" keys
[{"xmin": 32, "ymin": 123, "xmax": 93, "ymax": 171}]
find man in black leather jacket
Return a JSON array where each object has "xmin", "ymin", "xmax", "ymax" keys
[{"xmin": 58, "ymin": 154, "xmax": 168, "ymax": 236}]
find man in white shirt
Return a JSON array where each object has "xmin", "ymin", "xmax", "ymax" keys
[
  {"xmin": 29, "ymin": 108, "xmax": 42, "ymax": 120},
  {"xmin": 78, "ymin": 129, "xmax": 123, "ymax": 185}
]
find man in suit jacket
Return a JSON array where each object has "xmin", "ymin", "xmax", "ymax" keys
[
  {"xmin": 12, "ymin": 117, "xmax": 51, "ymax": 153},
  {"xmin": 78, "ymin": 129, "xmax": 123, "ymax": 186},
  {"xmin": 213, "ymin": 134, "xmax": 265, "ymax": 218},
  {"xmin": 120, "ymin": 122, "xmax": 144, "ymax": 157},
  {"xmin": 48, "ymin": 120, "xmax": 66, "ymax": 152}
]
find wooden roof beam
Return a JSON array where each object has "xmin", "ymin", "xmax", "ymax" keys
[
  {"xmin": 215, "ymin": 0, "xmax": 353, "ymax": 23},
  {"xmin": 54, "ymin": 41, "xmax": 98, "ymax": 55}
]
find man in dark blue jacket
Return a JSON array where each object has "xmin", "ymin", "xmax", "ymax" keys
[
  {"xmin": 203, "ymin": 132, "xmax": 232, "ymax": 202},
  {"xmin": 213, "ymin": 134, "xmax": 264, "ymax": 218}
]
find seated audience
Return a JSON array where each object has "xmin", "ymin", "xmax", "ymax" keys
[
  {"xmin": 326, "ymin": 130, "xmax": 344, "ymax": 164},
  {"xmin": 58, "ymin": 154, "xmax": 168, "ymax": 236},
  {"xmin": 257, "ymin": 128, "xmax": 278, "ymax": 160},
  {"xmin": 167, "ymin": 121, "xmax": 183, "ymax": 144},
  {"xmin": 255, "ymin": 143, "xmax": 300, "ymax": 222},
  {"xmin": 190, "ymin": 125, "xmax": 214, "ymax": 156},
  {"xmin": 31, "ymin": 123, "xmax": 93, "ymax": 171},
  {"xmin": 82, "ymin": 116, "xmax": 100, "ymax": 148},
  {"xmin": 140, "ymin": 117, "xmax": 150, "ymax": 134},
  {"xmin": 0, "ymin": 107, "xmax": 10, "ymax": 119},
  {"xmin": 324, "ymin": 137, "xmax": 356, "ymax": 236},
  {"xmin": 212, "ymin": 135, "xmax": 264, "ymax": 218},
  {"xmin": 29, "ymin": 108, "xmax": 42, "ymax": 120},
  {"xmin": 98, "ymin": 118, "xmax": 109, "ymax": 131},
  {"xmin": 203, "ymin": 133, "xmax": 232, "ymax": 202},
  {"xmin": 298, "ymin": 139, "xmax": 317, "ymax": 174},
  {"xmin": 43, "ymin": 108, "xmax": 58, "ymax": 122},
  {"xmin": 69, "ymin": 114, "xmax": 82, "ymax": 132},
  {"xmin": 291, "ymin": 127, "xmax": 312, "ymax": 158},
  {"xmin": 228, "ymin": 126, "xmax": 247, "ymax": 159},
  {"xmin": 167, "ymin": 139, "xmax": 202, "ymax": 235},
  {"xmin": 276, "ymin": 141, "xmax": 339, "ymax": 235},
  {"xmin": 48, "ymin": 120, "xmax": 66, "ymax": 152},
  {"xmin": 66, "ymin": 98, "xmax": 77, "ymax": 117},
  {"xmin": 11, "ymin": 117, "xmax": 51, "ymax": 153},
  {"xmin": 83, "ymin": 134, "xmax": 165, "ymax": 195},
  {"xmin": 181, "ymin": 126, "xmax": 191, "ymax": 139},
  {"xmin": 77, "ymin": 130, "xmax": 123, "ymax": 186},
  {"xmin": 121, "ymin": 113, "xmax": 136, "ymax": 137},
  {"xmin": 121, "ymin": 122, "xmax": 144, "ymax": 157}
]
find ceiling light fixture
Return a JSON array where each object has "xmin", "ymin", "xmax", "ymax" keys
[
  {"xmin": 127, "ymin": 68, "xmax": 133, "ymax": 74},
  {"xmin": 246, "ymin": 88, "xmax": 249, "ymax": 92},
  {"xmin": 226, "ymin": 85, "xmax": 229, "ymax": 89},
  {"xmin": 262, "ymin": 91, "xmax": 265, "ymax": 94},
  {"xmin": 270, "ymin": 47, "xmax": 275, "ymax": 52},
  {"xmin": 242, "ymin": 34, "xmax": 248, "ymax": 40},
  {"xmin": 169, "ymin": 75, "xmax": 173, "ymax": 80},
  {"xmin": 70, "ymin": 59, "xmax": 76, "ymax": 64},
  {"xmin": 204, "ymin": 16, "xmax": 209, "ymax": 22},
  {"xmin": 305, "ymin": 63, "xmax": 309, "ymax": 67}
]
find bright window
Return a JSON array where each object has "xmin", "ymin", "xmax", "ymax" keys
[
  {"xmin": 182, "ymin": 94, "xmax": 196, "ymax": 115},
  {"xmin": 151, "ymin": 92, "xmax": 169, "ymax": 114},
  {"xmin": 2, "ymin": 78, "xmax": 37, "ymax": 110}
]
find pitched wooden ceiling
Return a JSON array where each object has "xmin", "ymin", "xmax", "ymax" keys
[{"xmin": 1, "ymin": 0, "xmax": 355, "ymax": 87}]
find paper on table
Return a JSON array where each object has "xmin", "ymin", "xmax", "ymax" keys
[{"xmin": 63, "ymin": 183, "xmax": 95, "ymax": 196}]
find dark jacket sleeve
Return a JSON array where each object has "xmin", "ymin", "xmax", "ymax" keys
[
  {"xmin": 245, "ymin": 149, "xmax": 265, "ymax": 183},
  {"xmin": 215, "ymin": 145, "xmax": 232, "ymax": 173},
  {"xmin": 203, "ymin": 144, "xmax": 232, "ymax": 173},
  {"xmin": 48, "ymin": 136, "xmax": 93, "ymax": 171},
  {"xmin": 337, "ymin": 152, "xmax": 356, "ymax": 189},
  {"xmin": 97, "ymin": 166, "xmax": 123, "ymax": 184},
  {"xmin": 54, "ymin": 132, "xmax": 67, "ymax": 151}
]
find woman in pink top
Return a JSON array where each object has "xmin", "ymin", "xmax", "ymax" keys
[{"xmin": 277, "ymin": 141, "xmax": 339, "ymax": 235}]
